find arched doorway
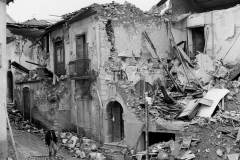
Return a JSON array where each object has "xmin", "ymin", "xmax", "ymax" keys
[
  {"xmin": 106, "ymin": 101, "xmax": 124, "ymax": 142},
  {"xmin": 7, "ymin": 71, "xmax": 13, "ymax": 103}
]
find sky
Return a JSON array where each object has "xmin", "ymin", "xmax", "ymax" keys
[{"xmin": 7, "ymin": 0, "xmax": 160, "ymax": 23}]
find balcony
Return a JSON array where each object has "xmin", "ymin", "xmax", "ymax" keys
[{"xmin": 69, "ymin": 59, "xmax": 91, "ymax": 79}]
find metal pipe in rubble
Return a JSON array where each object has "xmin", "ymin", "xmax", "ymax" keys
[
  {"xmin": 145, "ymin": 100, "xmax": 149, "ymax": 160},
  {"xmin": 142, "ymin": 75, "xmax": 149, "ymax": 160}
]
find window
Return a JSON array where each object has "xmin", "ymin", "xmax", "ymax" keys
[
  {"xmin": 76, "ymin": 34, "xmax": 87, "ymax": 59},
  {"xmin": 54, "ymin": 40, "xmax": 65, "ymax": 76}
]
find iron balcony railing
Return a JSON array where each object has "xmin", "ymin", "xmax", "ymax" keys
[{"xmin": 69, "ymin": 59, "xmax": 91, "ymax": 77}]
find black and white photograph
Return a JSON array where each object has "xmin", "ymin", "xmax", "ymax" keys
[{"xmin": 1, "ymin": 0, "xmax": 240, "ymax": 159}]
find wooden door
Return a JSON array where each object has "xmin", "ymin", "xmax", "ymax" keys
[
  {"xmin": 54, "ymin": 41, "xmax": 65, "ymax": 75},
  {"xmin": 7, "ymin": 71, "xmax": 13, "ymax": 103},
  {"xmin": 112, "ymin": 102, "xmax": 124, "ymax": 142},
  {"xmin": 23, "ymin": 87, "xmax": 30, "ymax": 120},
  {"xmin": 77, "ymin": 99, "xmax": 91, "ymax": 135}
]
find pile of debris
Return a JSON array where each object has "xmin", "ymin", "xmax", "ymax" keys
[
  {"xmin": 134, "ymin": 108, "xmax": 240, "ymax": 160},
  {"xmin": 62, "ymin": 1, "xmax": 164, "ymax": 27},
  {"xmin": 111, "ymin": 28, "xmax": 240, "ymax": 125},
  {"xmin": 58, "ymin": 132, "xmax": 105, "ymax": 159},
  {"xmin": 8, "ymin": 108, "xmax": 45, "ymax": 136},
  {"xmin": 58, "ymin": 131, "xmax": 133, "ymax": 160}
]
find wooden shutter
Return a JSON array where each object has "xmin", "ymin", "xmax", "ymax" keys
[{"xmin": 54, "ymin": 40, "xmax": 65, "ymax": 75}]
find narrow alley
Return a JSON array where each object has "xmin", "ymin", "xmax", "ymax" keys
[{"xmin": 8, "ymin": 123, "xmax": 76, "ymax": 160}]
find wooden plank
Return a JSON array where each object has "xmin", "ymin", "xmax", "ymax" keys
[
  {"xmin": 178, "ymin": 99, "xmax": 200, "ymax": 120},
  {"xmin": 199, "ymin": 98, "xmax": 213, "ymax": 106}
]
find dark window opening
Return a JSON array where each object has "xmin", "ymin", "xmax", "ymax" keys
[
  {"xmin": 54, "ymin": 40, "xmax": 65, "ymax": 76},
  {"xmin": 192, "ymin": 27, "xmax": 205, "ymax": 57},
  {"xmin": 145, "ymin": 132, "xmax": 175, "ymax": 147},
  {"xmin": 8, "ymin": 60, "xmax": 11, "ymax": 69}
]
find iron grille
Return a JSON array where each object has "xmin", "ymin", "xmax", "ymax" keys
[{"xmin": 69, "ymin": 59, "xmax": 90, "ymax": 77}]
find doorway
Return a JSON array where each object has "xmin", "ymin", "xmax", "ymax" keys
[
  {"xmin": 7, "ymin": 71, "xmax": 13, "ymax": 103},
  {"xmin": 192, "ymin": 27, "xmax": 205, "ymax": 56},
  {"xmin": 23, "ymin": 87, "xmax": 30, "ymax": 120},
  {"xmin": 107, "ymin": 101, "xmax": 124, "ymax": 142}
]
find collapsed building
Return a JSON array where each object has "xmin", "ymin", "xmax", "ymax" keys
[
  {"xmin": 8, "ymin": 0, "xmax": 240, "ymax": 160},
  {"xmin": 10, "ymin": 1, "xmax": 171, "ymax": 150}
]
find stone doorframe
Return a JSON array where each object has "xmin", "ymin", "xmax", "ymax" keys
[{"xmin": 104, "ymin": 96, "xmax": 127, "ymax": 143}]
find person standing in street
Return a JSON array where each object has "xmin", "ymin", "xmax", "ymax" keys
[{"xmin": 45, "ymin": 127, "xmax": 58, "ymax": 159}]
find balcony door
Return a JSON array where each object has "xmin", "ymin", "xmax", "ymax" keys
[
  {"xmin": 54, "ymin": 38, "xmax": 65, "ymax": 76},
  {"xmin": 76, "ymin": 34, "xmax": 89, "ymax": 76},
  {"xmin": 76, "ymin": 34, "xmax": 87, "ymax": 59}
]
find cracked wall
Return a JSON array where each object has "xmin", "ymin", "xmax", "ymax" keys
[
  {"xmin": 7, "ymin": 35, "xmax": 51, "ymax": 104},
  {"xmin": 97, "ymin": 10, "xmax": 170, "ymax": 148},
  {"xmin": 173, "ymin": 5, "xmax": 240, "ymax": 66},
  {"xmin": 68, "ymin": 15, "xmax": 103, "ymax": 142},
  {"xmin": 14, "ymin": 79, "xmax": 74, "ymax": 131}
]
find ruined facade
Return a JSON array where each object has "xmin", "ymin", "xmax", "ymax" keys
[
  {"xmin": 9, "ymin": 2, "xmax": 175, "ymax": 151},
  {"xmin": 7, "ymin": 1, "xmax": 240, "ymax": 159}
]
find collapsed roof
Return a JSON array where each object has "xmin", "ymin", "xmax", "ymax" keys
[{"xmin": 7, "ymin": 18, "xmax": 50, "ymax": 39}]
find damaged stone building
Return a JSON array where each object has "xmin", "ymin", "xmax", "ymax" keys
[
  {"xmin": 11, "ymin": 1, "xmax": 171, "ymax": 151},
  {"xmin": 6, "ymin": 18, "xmax": 50, "ymax": 104},
  {"xmin": 9, "ymin": 0, "xmax": 240, "ymax": 159}
]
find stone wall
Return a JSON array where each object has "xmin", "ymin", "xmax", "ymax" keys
[
  {"xmin": 14, "ymin": 78, "xmax": 74, "ymax": 131},
  {"xmin": 7, "ymin": 35, "xmax": 50, "ymax": 104}
]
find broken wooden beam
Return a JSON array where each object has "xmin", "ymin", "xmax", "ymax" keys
[{"xmin": 142, "ymin": 31, "xmax": 185, "ymax": 94}]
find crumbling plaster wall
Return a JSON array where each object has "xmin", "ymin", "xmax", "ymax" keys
[
  {"xmin": 68, "ymin": 15, "xmax": 103, "ymax": 141},
  {"xmin": 14, "ymin": 79, "xmax": 74, "ymax": 130},
  {"xmin": 97, "ymin": 16, "xmax": 170, "ymax": 148},
  {"xmin": 7, "ymin": 36, "xmax": 45, "ymax": 104},
  {"xmin": 174, "ymin": 5, "xmax": 240, "ymax": 66},
  {"xmin": 7, "ymin": 36, "xmax": 42, "ymax": 71}
]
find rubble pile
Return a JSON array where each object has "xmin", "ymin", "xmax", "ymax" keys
[
  {"xmin": 58, "ymin": 132, "xmax": 107, "ymax": 159},
  {"xmin": 8, "ymin": 108, "xmax": 45, "ymax": 136},
  {"xmin": 58, "ymin": 131, "xmax": 133, "ymax": 159},
  {"xmin": 8, "ymin": 107, "xmax": 107, "ymax": 159},
  {"xmin": 62, "ymin": 1, "xmax": 165, "ymax": 26},
  {"xmin": 134, "ymin": 109, "xmax": 240, "ymax": 160}
]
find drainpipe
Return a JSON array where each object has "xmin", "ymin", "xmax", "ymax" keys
[
  {"xmin": 92, "ymin": 85, "xmax": 103, "ymax": 142},
  {"xmin": 142, "ymin": 75, "xmax": 149, "ymax": 160},
  {"xmin": 93, "ymin": 85, "xmax": 103, "ymax": 109},
  {"xmin": 96, "ymin": 20, "xmax": 101, "ymax": 70},
  {"xmin": 211, "ymin": 11, "xmax": 214, "ymax": 58}
]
